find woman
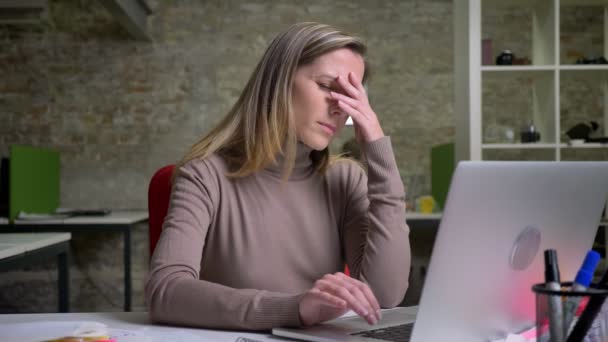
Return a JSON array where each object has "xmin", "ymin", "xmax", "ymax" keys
[{"xmin": 145, "ymin": 22, "xmax": 411, "ymax": 331}]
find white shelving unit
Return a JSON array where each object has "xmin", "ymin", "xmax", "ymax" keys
[{"xmin": 455, "ymin": 0, "xmax": 608, "ymax": 162}]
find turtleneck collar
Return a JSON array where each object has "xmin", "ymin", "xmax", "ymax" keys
[{"xmin": 264, "ymin": 142, "xmax": 315, "ymax": 180}]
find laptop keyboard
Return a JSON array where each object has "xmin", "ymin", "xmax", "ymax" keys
[{"xmin": 351, "ymin": 322, "xmax": 414, "ymax": 342}]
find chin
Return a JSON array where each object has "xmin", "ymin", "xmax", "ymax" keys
[{"xmin": 302, "ymin": 138, "xmax": 330, "ymax": 151}]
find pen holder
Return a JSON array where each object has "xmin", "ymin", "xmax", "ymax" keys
[{"xmin": 532, "ymin": 282, "xmax": 608, "ymax": 342}]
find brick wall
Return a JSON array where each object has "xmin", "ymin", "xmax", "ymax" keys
[{"xmin": 0, "ymin": 0, "xmax": 453, "ymax": 312}]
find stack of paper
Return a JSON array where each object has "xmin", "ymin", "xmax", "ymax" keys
[
  {"xmin": 1, "ymin": 321, "xmax": 109, "ymax": 342},
  {"xmin": 16, "ymin": 211, "xmax": 70, "ymax": 221}
]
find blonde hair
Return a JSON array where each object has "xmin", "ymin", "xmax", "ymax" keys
[{"xmin": 176, "ymin": 22, "xmax": 368, "ymax": 179}]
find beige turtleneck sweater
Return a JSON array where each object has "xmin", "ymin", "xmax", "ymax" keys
[{"xmin": 145, "ymin": 137, "xmax": 410, "ymax": 331}]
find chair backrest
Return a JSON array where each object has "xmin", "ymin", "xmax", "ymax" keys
[{"xmin": 147, "ymin": 164, "xmax": 175, "ymax": 256}]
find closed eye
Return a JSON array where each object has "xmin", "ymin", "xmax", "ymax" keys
[{"xmin": 318, "ymin": 83, "xmax": 332, "ymax": 91}]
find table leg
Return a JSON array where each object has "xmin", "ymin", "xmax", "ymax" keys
[
  {"xmin": 124, "ymin": 228, "xmax": 132, "ymax": 311},
  {"xmin": 57, "ymin": 243, "xmax": 70, "ymax": 312}
]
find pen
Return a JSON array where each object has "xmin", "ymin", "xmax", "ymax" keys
[
  {"xmin": 567, "ymin": 264, "xmax": 608, "ymax": 342},
  {"xmin": 545, "ymin": 249, "xmax": 564, "ymax": 342},
  {"xmin": 563, "ymin": 250, "xmax": 600, "ymax": 336}
]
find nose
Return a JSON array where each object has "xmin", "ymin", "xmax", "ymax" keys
[{"xmin": 330, "ymin": 105, "xmax": 344, "ymax": 117}]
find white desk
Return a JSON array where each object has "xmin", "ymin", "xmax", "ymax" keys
[
  {"xmin": 0, "ymin": 311, "xmax": 281, "ymax": 342},
  {"xmin": 0, "ymin": 210, "xmax": 148, "ymax": 311},
  {"xmin": 0, "ymin": 233, "xmax": 71, "ymax": 312},
  {"xmin": 0, "ymin": 308, "xmax": 420, "ymax": 342},
  {"xmin": 12, "ymin": 210, "xmax": 149, "ymax": 226},
  {"xmin": 0, "ymin": 232, "xmax": 71, "ymax": 259},
  {"xmin": 406, "ymin": 212, "xmax": 442, "ymax": 221}
]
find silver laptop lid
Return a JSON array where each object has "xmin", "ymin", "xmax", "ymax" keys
[{"xmin": 411, "ymin": 161, "xmax": 608, "ymax": 341}]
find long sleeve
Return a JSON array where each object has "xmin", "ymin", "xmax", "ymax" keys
[
  {"xmin": 144, "ymin": 161, "xmax": 303, "ymax": 330},
  {"xmin": 341, "ymin": 136, "xmax": 411, "ymax": 307}
]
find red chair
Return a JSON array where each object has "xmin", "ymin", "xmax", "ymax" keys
[
  {"xmin": 148, "ymin": 164, "xmax": 175, "ymax": 255},
  {"xmin": 147, "ymin": 163, "xmax": 350, "ymax": 276}
]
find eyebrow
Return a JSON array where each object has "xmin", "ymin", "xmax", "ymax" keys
[{"xmin": 313, "ymin": 73, "xmax": 338, "ymax": 80}]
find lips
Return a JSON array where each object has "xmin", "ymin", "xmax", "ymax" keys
[{"xmin": 318, "ymin": 122, "xmax": 337, "ymax": 134}]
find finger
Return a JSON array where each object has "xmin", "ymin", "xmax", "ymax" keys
[
  {"xmin": 309, "ymin": 288, "xmax": 347, "ymax": 309},
  {"xmin": 337, "ymin": 100, "xmax": 368, "ymax": 122},
  {"xmin": 335, "ymin": 74, "xmax": 360, "ymax": 99},
  {"xmin": 359, "ymin": 285, "xmax": 381, "ymax": 321},
  {"xmin": 336, "ymin": 274, "xmax": 379, "ymax": 323},
  {"xmin": 346, "ymin": 283, "xmax": 377, "ymax": 324},
  {"xmin": 348, "ymin": 71, "xmax": 366, "ymax": 93},
  {"xmin": 348, "ymin": 278, "xmax": 382, "ymax": 321},
  {"xmin": 326, "ymin": 274, "xmax": 376, "ymax": 324},
  {"xmin": 337, "ymin": 273, "xmax": 380, "ymax": 315},
  {"xmin": 317, "ymin": 279, "xmax": 375, "ymax": 324},
  {"xmin": 330, "ymin": 91, "xmax": 359, "ymax": 109}
]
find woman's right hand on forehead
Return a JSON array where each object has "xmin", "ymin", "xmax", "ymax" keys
[
  {"xmin": 299, "ymin": 272, "xmax": 382, "ymax": 326},
  {"xmin": 330, "ymin": 72, "xmax": 384, "ymax": 144}
]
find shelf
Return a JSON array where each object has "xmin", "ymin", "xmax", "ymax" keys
[
  {"xmin": 484, "ymin": 0, "xmax": 558, "ymax": 8},
  {"xmin": 561, "ymin": 0, "xmax": 608, "ymax": 6},
  {"xmin": 482, "ymin": 143, "xmax": 558, "ymax": 149},
  {"xmin": 457, "ymin": 0, "xmax": 608, "ymax": 162},
  {"xmin": 560, "ymin": 143, "xmax": 608, "ymax": 148},
  {"xmin": 406, "ymin": 212, "xmax": 443, "ymax": 220},
  {"xmin": 560, "ymin": 67, "xmax": 608, "ymax": 142},
  {"xmin": 560, "ymin": 3, "xmax": 606, "ymax": 65},
  {"xmin": 560, "ymin": 65, "xmax": 608, "ymax": 71},
  {"xmin": 482, "ymin": 66, "xmax": 556, "ymax": 72},
  {"xmin": 482, "ymin": 143, "xmax": 607, "ymax": 150}
]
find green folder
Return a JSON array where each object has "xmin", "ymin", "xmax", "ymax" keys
[
  {"xmin": 431, "ymin": 143, "xmax": 455, "ymax": 211},
  {"xmin": 9, "ymin": 145, "xmax": 60, "ymax": 222}
]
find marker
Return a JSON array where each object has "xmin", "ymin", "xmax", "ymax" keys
[
  {"xmin": 545, "ymin": 249, "xmax": 563, "ymax": 342},
  {"xmin": 567, "ymin": 265, "xmax": 608, "ymax": 342},
  {"xmin": 563, "ymin": 250, "xmax": 601, "ymax": 336}
]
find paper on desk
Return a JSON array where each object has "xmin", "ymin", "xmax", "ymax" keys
[
  {"xmin": 114, "ymin": 328, "xmax": 214, "ymax": 342},
  {"xmin": 108, "ymin": 329, "xmax": 149, "ymax": 342},
  {"xmin": 0, "ymin": 321, "xmax": 108, "ymax": 342},
  {"xmin": 1, "ymin": 321, "xmax": 225, "ymax": 342},
  {"xmin": 16, "ymin": 211, "xmax": 70, "ymax": 220}
]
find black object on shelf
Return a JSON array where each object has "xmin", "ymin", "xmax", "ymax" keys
[
  {"xmin": 576, "ymin": 56, "xmax": 608, "ymax": 64},
  {"xmin": 586, "ymin": 137, "xmax": 608, "ymax": 143},
  {"xmin": 521, "ymin": 123, "xmax": 541, "ymax": 143},
  {"xmin": 496, "ymin": 50, "xmax": 514, "ymax": 65},
  {"xmin": 566, "ymin": 121, "xmax": 599, "ymax": 140}
]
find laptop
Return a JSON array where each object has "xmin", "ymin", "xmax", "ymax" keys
[{"xmin": 272, "ymin": 161, "xmax": 608, "ymax": 342}]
